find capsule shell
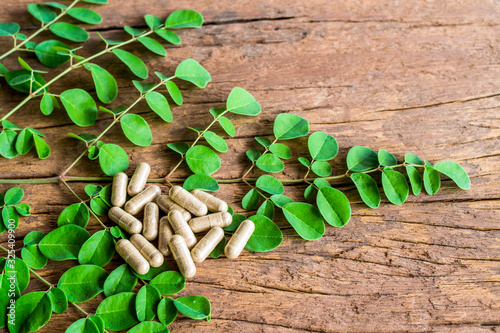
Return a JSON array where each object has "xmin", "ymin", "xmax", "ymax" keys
[
  {"xmin": 116, "ymin": 239, "xmax": 150, "ymax": 275},
  {"xmin": 158, "ymin": 216, "xmax": 174, "ymax": 256},
  {"xmin": 189, "ymin": 212, "xmax": 232, "ymax": 233},
  {"xmin": 225, "ymin": 219, "xmax": 255, "ymax": 259},
  {"xmin": 169, "ymin": 235, "xmax": 196, "ymax": 278},
  {"xmin": 169, "ymin": 186, "xmax": 208, "ymax": 217},
  {"xmin": 143, "ymin": 202, "xmax": 159, "ymax": 241},
  {"xmin": 130, "ymin": 234, "xmax": 164, "ymax": 268},
  {"xmin": 124, "ymin": 185, "xmax": 161, "ymax": 215},
  {"xmin": 128, "ymin": 162, "xmax": 150, "ymax": 196},
  {"xmin": 108, "ymin": 207, "xmax": 142, "ymax": 234},
  {"xmin": 191, "ymin": 227, "xmax": 225, "ymax": 263},
  {"xmin": 168, "ymin": 210, "xmax": 197, "ymax": 249},
  {"xmin": 156, "ymin": 195, "xmax": 191, "ymax": 221},
  {"xmin": 191, "ymin": 189, "xmax": 228, "ymax": 213},
  {"xmin": 111, "ymin": 172, "xmax": 128, "ymax": 207}
]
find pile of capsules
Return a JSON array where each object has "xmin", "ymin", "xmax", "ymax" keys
[{"xmin": 108, "ymin": 162, "xmax": 255, "ymax": 278}]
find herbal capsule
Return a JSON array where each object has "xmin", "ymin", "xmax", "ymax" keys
[
  {"xmin": 130, "ymin": 234, "xmax": 164, "ymax": 268},
  {"xmin": 189, "ymin": 212, "xmax": 232, "ymax": 233},
  {"xmin": 143, "ymin": 202, "xmax": 159, "ymax": 241},
  {"xmin": 191, "ymin": 189, "xmax": 228, "ymax": 213},
  {"xmin": 156, "ymin": 195, "xmax": 191, "ymax": 221},
  {"xmin": 169, "ymin": 186, "xmax": 208, "ymax": 217},
  {"xmin": 116, "ymin": 239, "xmax": 150, "ymax": 275},
  {"xmin": 191, "ymin": 227, "xmax": 225, "ymax": 263},
  {"xmin": 169, "ymin": 235, "xmax": 196, "ymax": 278},
  {"xmin": 158, "ymin": 216, "xmax": 174, "ymax": 256},
  {"xmin": 108, "ymin": 207, "xmax": 142, "ymax": 234},
  {"xmin": 128, "ymin": 162, "xmax": 150, "ymax": 196},
  {"xmin": 168, "ymin": 210, "xmax": 197, "ymax": 249},
  {"xmin": 124, "ymin": 185, "xmax": 161, "ymax": 215},
  {"xmin": 225, "ymin": 219, "xmax": 255, "ymax": 259},
  {"xmin": 111, "ymin": 172, "xmax": 128, "ymax": 207}
]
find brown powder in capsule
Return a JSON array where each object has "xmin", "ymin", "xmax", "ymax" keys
[
  {"xmin": 168, "ymin": 210, "xmax": 197, "ymax": 249},
  {"xmin": 108, "ymin": 207, "xmax": 142, "ymax": 234},
  {"xmin": 158, "ymin": 216, "xmax": 174, "ymax": 256},
  {"xmin": 128, "ymin": 162, "xmax": 150, "ymax": 196},
  {"xmin": 142, "ymin": 202, "xmax": 159, "ymax": 241},
  {"xmin": 130, "ymin": 234, "xmax": 164, "ymax": 268},
  {"xmin": 124, "ymin": 185, "xmax": 161, "ymax": 215},
  {"xmin": 191, "ymin": 227, "xmax": 225, "ymax": 263},
  {"xmin": 116, "ymin": 239, "xmax": 150, "ymax": 275},
  {"xmin": 156, "ymin": 195, "xmax": 191, "ymax": 221},
  {"xmin": 225, "ymin": 219, "xmax": 255, "ymax": 259},
  {"xmin": 111, "ymin": 172, "xmax": 128, "ymax": 207},
  {"xmin": 169, "ymin": 186, "xmax": 208, "ymax": 217},
  {"xmin": 188, "ymin": 212, "xmax": 232, "ymax": 233},
  {"xmin": 169, "ymin": 235, "xmax": 196, "ymax": 278},
  {"xmin": 191, "ymin": 189, "xmax": 228, "ymax": 212}
]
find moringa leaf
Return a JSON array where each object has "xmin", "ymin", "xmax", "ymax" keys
[
  {"xmin": 246, "ymin": 215, "xmax": 282, "ymax": 252},
  {"xmin": 255, "ymin": 175, "xmax": 284, "ymax": 195},
  {"xmin": 183, "ymin": 174, "xmax": 219, "ymax": 192},
  {"xmin": 350, "ymin": 172, "xmax": 380, "ymax": 208},
  {"xmin": 185, "ymin": 145, "xmax": 221, "ymax": 175},
  {"xmin": 58, "ymin": 265, "xmax": 108, "ymax": 303},
  {"xmin": 256, "ymin": 153, "xmax": 284, "ymax": 173},
  {"xmin": 203, "ymin": 131, "xmax": 227, "ymax": 153},
  {"xmin": 103, "ymin": 264, "xmax": 138, "ymax": 297},
  {"xmin": 175, "ymin": 58, "xmax": 211, "ymax": 88},
  {"xmin": 67, "ymin": 8, "xmax": 102, "ymax": 24},
  {"xmin": 137, "ymin": 37, "xmax": 166, "ymax": 56},
  {"xmin": 308, "ymin": 131, "xmax": 338, "ymax": 161},
  {"xmin": 99, "ymin": 143, "xmax": 129, "ymax": 176},
  {"xmin": 381, "ymin": 169, "xmax": 409, "ymax": 205},
  {"xmin": 39, "ymin": 225, "xmax": 90, "ymax": 261},
  {"xmin": 150, "ymin": 271, "xmax": 185, "ymax": 295},
  {"xmin": 78, "ymin": 230, "xmax": 115, "ymax": 267},
  {"xmin": 60, "ymin": 89, "xmax": 98, "ymax": 127},
  {"xmin": 165, "ymin": 10, "xmax": 203, "ymax": 29},
  {"xmin": 120, "ymin": 114, "xmax": 153, "ymax": 147},
  {"xmin": 50, "ymin": 22, "xmax": 89, "ymax": 42},
  {"xmin": 434, "ymin": 161, "xmax": 470, "ymax": 190},
  {"xmin": 346, "ymin": 146, "xmax": 379, "ymax": 172},
  {"xmin": 378, "ymin": 149, "xmax": 397, "ymax": 167},
  {"xmin": 165, "ymin": 81, "xmax": 182, "ymax": 105},
  {"xmin": 226, "ymin": 87, "xmax": 260, "ymax": 116},
  {"xmin": 155, "ymin": 29, "xmax": 181, "ymax": 45},
  {"xmin": 96, "ymin": 292, "xmax": 138, "ymax": 331},
  {"xmin": 423, "ymin": 166, "xmax": 441, "ymax": 195},
  {"xmin": 273, "ymin": 113, "xmax": 309, "ymax": 140},
  {"xmin": 282, "ymin": 202, "xmax": 325, "ymax": 240},
  {"xmin": 157, "ymin": 297, "xmax": 177, "ymax": 326},
  {"xmin": 7, "ymin": 292, "xmax": 52, "ymax": 333},
  {"xmin": 112, "ymin": 49, "xmax": 148, "ymax": 79},
  {"xmin": 145, "ymin": 91, "xmax": 172, "ymax": 122},
  {"xmin": 242, "ymin": 188, "xmax": 260, "ymax": 210},
  {"xmin": 135, "ymin": 285, "xmax": 161, "ymax": 322},
  {"xmin": 89, "ymin": 64, "xmax": 118, "ymax": 104},
  {"xmin": 174, "ymin": 296, "xmax": 211, "ymax": 321},
  {"xmin": 406, "ymin": 165, "xmax": 422, "ymax": 196},
  {"xmin": 316, "ymin": 187, "xmax": 351, "ymax": 227},
  {"xmin": 57, "ymin": 203, "xmax": 89, "ymax": 228},
  {"xmin": 27, "ymin": 4, "xmax": 56, "ymax": 23}
]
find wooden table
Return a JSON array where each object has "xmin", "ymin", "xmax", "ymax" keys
[{"xmin": 1, "ymin": 0, "xmax": 499, "ymax": 332}]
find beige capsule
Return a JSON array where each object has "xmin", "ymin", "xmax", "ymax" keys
[
  {"xmin": 191, "ymin": 227, "xmax": 225, "ymax": 263},
  {"xmin": 188, "ymin": 212, "xmax": 232, "ymax": 233},
  {"xmin": 116, "ymin": 239, "xmax": 150, "ymax": 275},
  {"xmin": 191, "ymin": 189, "xmax": 228, "ymax": 213},
  {"xmin": 168, "ymin": 210, "xmax": 197, "ymax": 249},
  {"xmin": 128, "ymin": 162, "xmax": 150, "ymax": 196},
  {"xmin": 156, "ymin": 195, "xmax": 191, "ymax": 221},
  {"xmin": 169, "ymin": 186, "xmax": 208, "ymax": 217},
  {"xmin": 124, "ymin": 185, "xmax": 161, "ymax": 215},
  {"xmin": 111, "ymin": 172, "xmax": 128, "ymax": 207},
  {"xmin": 143, "ymin": 202, "xmax": 159, "ymax": 241},
  {"xmin": 108, "ymin": 207, "xmax": 142, "ymax": 234},
  {"xmin": 158, "ymin": 216, "xmax": 174, "ymax": 256},
  {"xmin": 225, "ymin": 219, "xmax": 255, "ymax": 259},
  {"xmin": 169, "ymin": 235, "xmax": 196, "ymax": 278},
  {"xmin": 130, "ymin": 234, "xmax": 164, "ymax": 268}
]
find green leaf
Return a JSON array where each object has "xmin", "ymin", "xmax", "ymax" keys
[
  {"xmin": 256, "ymin": 200, "xmax": 275, "ymax": 220},
  {"xmin": 99, "ymin": 143, "xmax": 129, "ymax": 176},
  {"xmin": 434, "ymin": 161, "xmax": 470, "ymax": 190},
  {"xmin": 137, "ymin": 36, "xmax": 166, "ymax": 56},
  {"xmin": 35, "ymin": 40, "xmax": 70, "ymax": 68},
  {"xmin": 175, "ymin": 58, "xmax": 211, "ymax": 88},
  {"xmin": 22, "ymin": 245, "xmax": 47, "ymax": 270},
  {"xmin": 165, "ymin": 81, "xmax": 182, "ymax": 105},
  {"xmin": 3, "ymin": 258, "xmax": 29, "ymax": 292},
  {"xmin": 210, "ymin": 237, "xmax": 226, "ymax": 259},
  {"xmin": 423, "ymin": 166, "xmax": 441, "ymax": 195},
  {"xmin": 85, "ymin": 184, "xmax": 103, "ymax": 197},
  {"xmin": 167, "ymin": 142, "xmax": 189, "ymax": 155},
  {"xmin": 81, "ymin": 0, "xmax": 108, "ymax": 4},
  {"xmin": 405, "ymin": 153, "xmax": 423, "ymax": 165},
  {"xmin": 57, "ymin": 203, "xmax": 89, "ymax": 228},
  {"xmin": 58, "ymin": 265, "xmax": 107, "ymax": 303},
  {"xmin": 242, "ymin": 188, "xmax": 260, "ymax": 210},
  {"xmin": 378, "ymin": 149, "xmax": 397, "ymax": 167},
  {"xmin": 15, "ymin": 128, "xmax": 34, "ymax": 155},
  {"xmin": 42, "ymin": 2, "xmax": 68, "ymax": 10},
  {"xmin": 60, "ymin": 89, "xmax": 98, "ymax": 127},
  {"xmin": 124, "ymin": 26, "xmax": 146, "ymax": 37},
  {"xmin": 0, "ymin": 63, "xmax": 8, "ymax": 76},
  {"xmin": 316, "ymin": 187, "xmax": 351, "ymax": 227},
  {"xmin": 96, "ymin": 292, "xmax": 138, "ymax": 331},
  {"xmin": 223, "ymin": 214, "xmax": 246, "ymax": 232},
  {"xmin": 185, "ymin": 145, "xmax": 221, "ymax": 175},
  {"xmin": 282, "ymin": 202, "xmax": 325, "ymax": 240},
  {"xmin": 17, "ymin": 57, "xmax": 32, "ymax": 71},
  {"xmin": 269, "ymin": 143, "xmax": 291, "ymax": 159},
  {"xmin": 64, "ymin": 318, "xmax": 99, "ymax": 333},
  {"xmin": 226, "ymin": 87, "xmax": 261, "ymax": 115},
  {"xmin": 144, "ymin": 14, "xmax": 163, "ymax": 29},
  {"xmin": 7, "ymin": 292, "xmax": 52, "ymax": 333},
  {"xmin": 165, "ymin": 10, "xmax": 203, "ymax": 29},
  {"xmin": 2, "ymin": 206, "xmax": 19, "ymax": 229},
  {"xmin": 89, "ymin": 315, "xmax": 104, "ymax": 333},
  {"xmin": 99, "ymin": 184, "xmax": 112, "ymax": 206},
  {"xmin": 120, "ymin": 114, "xmax": 152, "ymax": 147},
  {"xmin": 273, "ymin": 113, "xmax": 309, "ymax": 140},
  {"xmin": 2, "ymin": 120, "xmax": 20, "ymax": 130},
  {"xmin": 68, "ymin": 133, "xmax": 97, "ymax": 144},
  {"xmin": 104, "ymin": 264, "xmax": 138, "ymax": 297},
  {"xmin": 112, "ymin": 49, "xmax": 148, "ymax": 79},
  {"xmin": 157, "ymin": 297, "xmax": 177, "ymax": 326},
  {"xmin": 303, "ymin": 184, "xmax": 316, "ymax": 200},
  {"xmin": 183, "ymin": 174, "xmax": 219, "ymax": 191},
  {"xmin": 67, "ymin": 8, "xmax": 102, "ymax": 24},
  {"xmin": 150, "ymin": 271, "xmax": 185, "ymax": 295},
  {"xmin": 50, "ymin": 22, "xmax": 89, "ymax": 42},
  {"xmin": 27, "ymin": 4, "xmax": 56, "ymax": 23},
  {"xmin": 154, "ymin": 30, "xmax": 180, "ymax": 47},
  {"xmin": 298, "ymin": 156, "xmax": 310, "ymax": 168},
  {"xmin": 26, "ymin": 127, "xmax": 45, "ymax": 137},
  {"xmin": 406, "ymin": 165, "xmax": 422, "ymax": 196},
  {"xmin": 39, "ymin": 225, "xmax": 90, "ymax": 261},
  {"xmin": 255, "ymin": 136, "xmax": 271, "ymax": 147},
  {"xmin": 132, "ymin": 262, "xmax": 170, "ymax": 281},
  {"xmin": 128, "ymin": 321, "xmax": 169, "ymax": 333},
  {"xmin": 89, "ymin": 64, "xmax": 118, "ymax": 104},
  {"xmin": 5, "ymin": 70, "xmax": 46, "ymax": 94},
  {"xmin": 96, "ymin": 31, "xmax": 121, "ymax": 46},
  {"xmin": 89, "ymin": 147, "xmax": 99, "ymax": 160},
  {"xmin": 0, "ymin": 23, "xmax": 20, "ymax": 36},
  {"xmin": 256, "ymin": 153, "xmax": 284, "ymax": 173},
  {"xmin": 381, "ymin": 169, "xmax": 409, "ymax": 205},
  {"xmin": 110, "ymin": 226, "xmax": 127, "ymax": 239},
  {"xmin": 270, "ymin": 194, "xmax": 293, "ymax": 207},
  {"xmin": 350, "ymin": 173, "xmax": 380, "ymax": 208},
  {"xmin": 48, "ymin": 287, "xmax": 67, "ymax": 314},
  {"xmin": 0, "ymin": 130, "xmax": 19, "ymax": 159},
  {"xmin": 9, "ymin": 74, "xmax": 31, "ymax": 86},
  {"xmin": 78, "ymin": 230, "xmax": 115, "ymax": 267},
  {"xmin": 145, "ymin": 91, "xmax": 173, "ymax": 122},
  {"xmin": 136, "ymin": 285, "xmax": 161, "ymax": 322},
  {"xmin": 313, "ymin": 178, "xmax": 330, "ymax": 189},
  {"xmin": 33, "ymin": 134, "xmax": 51, "ymax": 159},
  {"xmin": 308, "ymin": 131, "xmax": 338, "ymax": 161},
  {"xmin": 40, "ymin": 94, "xmax": 54, "ymax": 115},
  {"xmin": 4, "ymin": 187, "xmax": 23, "ymax": 205},
  {"xmin": 203, "ymin": 131, "xmax": 227, "ymax": 153},
  {"xmin": 24, "ymin": 231, "xmax": 45, "ymax": 245},
  {"xmin": 311, "ymin": 160, "xmax": 332, "ymax": 177},
  {"xmin": 14, "ymin": 203, "xmax": 30, "ymax": 216},
  {"xmin": 245, "ymin": 215, "xmax": 282, "ymax": 252},
  {"xmin": 256, "ymin": 175, "xmax": 284, "ymax": 195},
  {"xmin": 246, "ymin": 149, "xmax": 261, "ymax": 162},
  {"xmin": 346, "ymin": 146, "xmax": 379, "ymax": 171},
  {"xmin": 174, "ymin": 296, "xmax": 211, "ymax": 321},
  {"xmin": 216, "ymin": 116, "xmax": 234, "ymax": 137}
]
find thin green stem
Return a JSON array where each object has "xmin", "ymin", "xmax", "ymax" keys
[
  {"xmin": 28, "ymin": 267, "xmax": 52, "ymax": 287},
  {"xmin": 69, "ymin": 302, "xmax": 90, "ymax": 317},
  {"xmin": 241, "ymin": 138, "xmax": 278, "ymax": 183}
]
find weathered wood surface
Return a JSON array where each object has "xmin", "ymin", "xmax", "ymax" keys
[{"xmin": 1, "ymin": 0, "xmax": 500, "ymax": 332}]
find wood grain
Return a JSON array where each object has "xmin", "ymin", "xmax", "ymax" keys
[{"xmin": 0, "ymin": 0, "xmax": 499, "ymax": 332}]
